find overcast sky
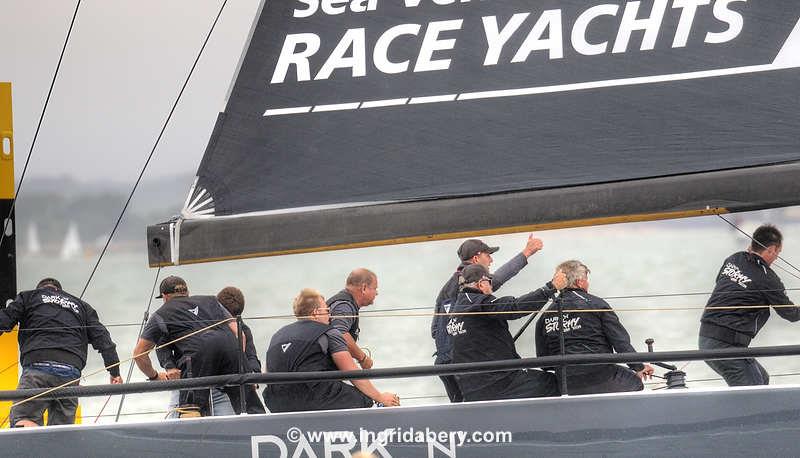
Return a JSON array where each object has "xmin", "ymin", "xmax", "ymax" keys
[{"xmin": 1, "ymin": 0, "xmax": 262, "ymax": 184}]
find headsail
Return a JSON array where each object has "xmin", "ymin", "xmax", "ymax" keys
[{"xmin": 149, "ymin": 0, "xmax": 800, "ymax": 266}]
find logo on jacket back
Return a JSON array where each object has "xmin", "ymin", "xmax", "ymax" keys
[
  {"xmin": 722, "ymin": 262, "xmax": 751, "ymax": 288},
  {"xmin": 188, "ymin": 306, "xmax": 199, "ymax": 316},
  {"xmin": 281, "ymin": 343, "xmax": 292, "ymax": 352},
  {"xmin": 446, "ymin": 318, "xmax": 465, "ymax": 336},
  {"xmin": 544, "ymin": 314, "xmax": 581, "ymax": 334},
  {"xmin": 41, "ymin": 295, "xmax": 79, "ymax": 314}
]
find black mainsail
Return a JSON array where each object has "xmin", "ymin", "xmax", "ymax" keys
[{"xmin": 148, "ymin": 0, "xmax": 800, "ymax": 266}]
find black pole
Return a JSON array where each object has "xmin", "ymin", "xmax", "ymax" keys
[
  {"xmin": 512, "ymin": 299, "xmax": 550, "ymax": 342},
  {"xmin": 6, "ymin": 345, "xmax": 800, "ymax": 401},
  {"xmin": 556, "ymin": 294, "xmax": 567, "ymax": 395},
  {"xmin": 236, "ymin": 315, "xmax": 246, "ymax": 414}
]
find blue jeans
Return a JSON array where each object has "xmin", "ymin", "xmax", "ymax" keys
[
  {"xmin": 698, "ymin": 335, "xmax": 769, "ymax": 386},
  {"xmin": 167, "ymin": 388, "xmax": 234, "ymax": 417}
]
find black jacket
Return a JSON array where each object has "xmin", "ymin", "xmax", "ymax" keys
[
  {"xmin": 0, "ymin": 288, "xmax": 120, "ymax": 376},
  {"xmin": 432, "ymin": 253, "xmax": 528, "ymax": 362},
  {"xmin": 700, "ymin": 251, "xmax": 799, "ymax": 345},
  {"xmin": 451, "ymin": 283, "xmax": 556, "ymax": 396},
  {"xmin": 535, "ymin": 288, "xmax": 644, "ymax": 375}
]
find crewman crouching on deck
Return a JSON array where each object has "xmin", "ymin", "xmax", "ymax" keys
[
  {"xmin": 263, "ymin": 288, "xmax": 399, "ymax": 413},
  {"xmin": 0, "ymin": 278, "xmax": 122, "ymax": 427},
  {"xmin": 450, "ymin": 264, "xmax": 566, "ymax": 401},
  {"xmin": 534, "ymin": 260, "xmax": 654, "ymax": 394}
]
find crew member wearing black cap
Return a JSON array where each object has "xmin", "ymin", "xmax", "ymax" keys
[
  {"xmin": 450, "ymin": 264, "xmax": 567, "ymax": 401},
  {"xmin": 699, "ymin": 224, "xmax": 800, "ymax": 386},
  {"xmin": 535, "ymin": 260, "xmax": 654, "ymax": 394},
  {"xmin": 264, "ymin": 288, "xmax": 399, "ymax": 412},
  {"xmin": 432, "ymin": 235, "xmax": 544, "ymax": 402},
  {"xmin": 133, "ymin": 276, "xmax": 244, "ymax": 417},
  {"xmin": 0, "ymin": 278, "xmax": 122, "ymax": 427}
]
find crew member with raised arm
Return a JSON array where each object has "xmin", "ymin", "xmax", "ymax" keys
[
  {"xmin": 699, "ymin": 224, "xmax": 800, "ymax": 386},
  {"xmin": 327, "ymin": 269, "xmax": 378, "ymax": 369},
  {"xmin": 433, "ymin": 235, "xmax": 544, "ymax": 402},
  {"xmin": 0, "ymin": 278, "xmax": 122, "ymax": 427},
  {"xmin": 263, "ymin": 288, "xmax": 399, "ymax": 412},
  {"xmin": 133, "ymin": 276, "xmax": 243, "ymax": 417},
  {"xmin": 450, "ymin": 264, "xmax": 567, "ymax": 401},
  {"xmin": 535, "ymin": 260, "xmax": 654, "ymax": 394}
]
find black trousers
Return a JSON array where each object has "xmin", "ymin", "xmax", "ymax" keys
[
  {"xmin": 179, "ymin": 329, "xmax": 242, "ymax": 416},
  {"xmin": 460, "ymin": 369, "xmax": 559, "ymax": 402},
  {"xmin": 699, "ymin": 335, "xmax": 769, "ymax": 386},
  {"xmin": 434, "ymin": 357, "xmax": 464, "ymax": 403},
  {"xmin": 560, "ymin": 365, "xmax": 644, "ymax": 395},
  {"xmin": 264, "ymin": 381, "xmax": 373, "ymax": 413}
]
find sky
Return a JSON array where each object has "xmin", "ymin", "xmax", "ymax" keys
[{"xmin": 1, "ymin": 0, "xmax": 263, "ymax": 184}]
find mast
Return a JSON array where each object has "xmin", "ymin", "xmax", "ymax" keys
[{"xmin": 0, "ymin": 82, "xmax": 18, "ymax": 426}]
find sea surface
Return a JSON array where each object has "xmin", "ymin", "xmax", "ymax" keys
[{"xmin": 13, "ymin": 212, "xmax": 800, "ymax": 424}]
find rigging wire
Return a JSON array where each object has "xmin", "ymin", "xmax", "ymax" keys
[
  {"xmin": 0, "ymin": 0, "xmax": 83, "ymax": 250},
  {"xmin": 78, "ymin": 0, "xmax": 230, "ymax": 300},
  {"xmin": 716, "ymin": 214, "xmax": 800, "ymax": 281},
  {"xmin": 109, "ymin": 266, "xmax": 162, "ymax": 422}
]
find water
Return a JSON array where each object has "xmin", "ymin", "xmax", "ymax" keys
[{"xmin": 13, "ymin": 214, "xmax": 800, "ymax": 424}]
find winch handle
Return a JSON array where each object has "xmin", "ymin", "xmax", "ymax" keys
[{"xmin": 644, "ymin": 338, "xmax": 677, "ymax": 371}]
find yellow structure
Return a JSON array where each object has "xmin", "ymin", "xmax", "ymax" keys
[{"xmin": 0, "ymin": 82, "xmax": 17, "ymax": 427}]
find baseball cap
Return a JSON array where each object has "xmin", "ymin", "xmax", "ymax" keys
[
  {"xmin": 460, "ymin": 264, "xmax": 493, "ymax": 284},
  {"xmin": 156, "ymin": 275, "xmax": 188, "ymax": 298},
  {"xmin": 458, "ymin": 239, "xmax": 499, "ymax": 261}
]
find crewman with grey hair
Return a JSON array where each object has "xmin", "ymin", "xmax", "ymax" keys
[
  {"xmin": 450, "ymin": 263, "xmax": 567, "ymax": 401},
  {"xmin": 535, "ymin": 260, "xmax": 653, "ymax": 395}
]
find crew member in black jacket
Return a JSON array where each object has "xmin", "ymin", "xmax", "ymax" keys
[
  {"xmin": 535, "ymin": 260, "xmax": 653, "ymax": 394},
  {"xmin": 699, "ymin": 224, "xmax": 799, "ymax": 386},
  {"xmin": 0, "ymin": 278, "xmax": 122, "ymax": 427},
  {"xmin": 433, "ymin": 235, "xmax": 544, "ymax": 402},
  {"xmin": 216, "ymin": 286, "xmax": 266, "ymax": 414},
  {"xmin": 264, "ymin": 288, "xmax": 399, "ymax": 412},
  {"xmin": 133, "ymin": 276, "xmax": 243, "ymax": 416},
  {"xmin": 450, "ymin": 264, "xmax": 567, "ymax": 401}
]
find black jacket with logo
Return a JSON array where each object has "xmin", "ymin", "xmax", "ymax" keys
[
  {"xmin": 700, "ymin": 251, "xmax": 799, "ymax": 344},
  {"xmin": 432, "ymin": 253, "xmax": 528, "ymax": 362},
  {"xmin": 535, "ymin": 288, "xmax": 644, "ymax": 375},
  {"xmin": 450, "ymin": 283, "xmax": 556, "ymax": 396},
  {"xmin": 0, "ymin": 288, "xmax": 120, "ymax": 376}
]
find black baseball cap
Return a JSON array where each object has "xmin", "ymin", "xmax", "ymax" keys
[
  {"xmin": 460, "ymin": 264, "xmax": 493, "ymax": 284},
  {"xmin": 458, "ymin": 239, "xmax": 499, "ymax": 261},
  {"xmin": 156, "ymin": 275, "xmax": 188, "ymax": 298}
]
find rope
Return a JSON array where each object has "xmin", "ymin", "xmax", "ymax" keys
[
  {"xmin": 1, "ymin": 316, "xmax": 235, "ymax": 426},
  {"xmin": 0, "ymin": 0, "xmax": 83, "ymax": 250},
  {"xmin": 3, "ymin": 297, "xmax": 800, "ymax": 335},
  {"xmin": 78, "ymin": 0, "xmax": 229, "ymax": 299}
]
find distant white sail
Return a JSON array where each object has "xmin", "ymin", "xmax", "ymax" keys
[
  {"xmin": 60, "ymin": 222, "xmax": 82, "ymax": 260},
  {"xmin": 27, "ymin": 223, "xmax": 41, "ymax": 255}
]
